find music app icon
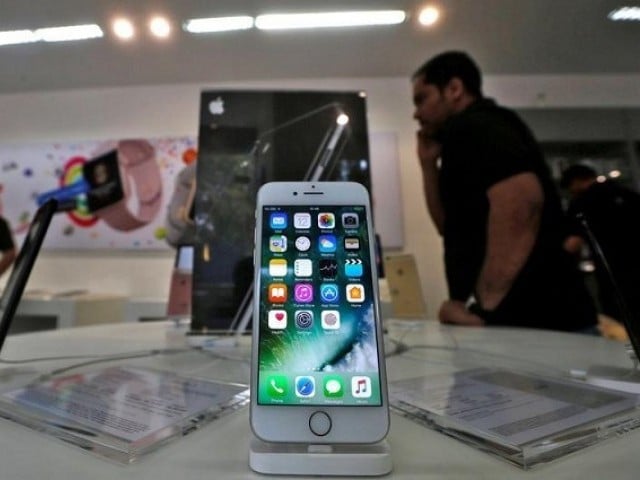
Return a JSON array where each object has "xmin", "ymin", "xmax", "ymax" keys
[{"xmin": 351, "ymin": 376, "xmax": 372, "ymax": 398}]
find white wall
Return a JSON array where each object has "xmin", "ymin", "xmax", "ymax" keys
[{"xmin": 2, "ymin": 74, "xmax": 640, "ymax": 314}]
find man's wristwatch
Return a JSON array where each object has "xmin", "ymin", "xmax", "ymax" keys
[{"xmin": 465, "ymin": 294, "xmax": 493, "ymax": 322}]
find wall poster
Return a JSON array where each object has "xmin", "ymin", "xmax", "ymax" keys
[{"xmin": 0, "ymin": 137, "xmax": 197, "ymax": 250}]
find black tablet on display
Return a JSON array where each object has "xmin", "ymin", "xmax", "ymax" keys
[{"xmin": 0, "ymin": 199, "xmax": 57, "ymax": 353}]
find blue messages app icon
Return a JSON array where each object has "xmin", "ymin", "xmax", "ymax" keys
[{"xmin": 270, "ymin": 213, "xmax": 287, "ymax": 230}]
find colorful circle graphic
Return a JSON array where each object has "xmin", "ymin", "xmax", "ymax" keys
[{"xmin": 61, "ymin": 156, "xmax": 99, "ymax": 227}]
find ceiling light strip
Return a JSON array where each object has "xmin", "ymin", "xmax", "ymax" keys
[
  {"xmin": 608, "ymin": 6, "xmax": 640, "ymax": 21},
  {"xmin": 0, "ymin": 24, "xmax": 103, "ymax": 46},
  {"xmin": 184, "ymin": 16, "xmax": 255, "ymax": 33},
  {"xmin": 255, "ymin": 10, "xmax": 407, "ymax": 30},
  {"xmin": 35, "ymin": 24, "xmax": 103, "ymax": 42},
  {"xmin": 0, "ymin": 29, "xmax": 39, "ymax": 46}
]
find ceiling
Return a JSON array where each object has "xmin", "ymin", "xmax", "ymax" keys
[{"xmin": 0, "ymin": 0, "xmax": 638, "ymax": 94}]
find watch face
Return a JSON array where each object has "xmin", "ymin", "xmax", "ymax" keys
[{"xmin": 83, "ymin": 150, "xmax": 124, "ymax": 212}]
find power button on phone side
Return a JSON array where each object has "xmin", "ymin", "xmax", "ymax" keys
[{"xmin": 309, "ymin": 411, "xmax": 332, "ymax": 436}]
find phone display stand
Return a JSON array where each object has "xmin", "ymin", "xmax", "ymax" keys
[
  {"xmin": 573, "ymin": 345, "xmax": 640, "ymax": 393},
  {"xmin": 249, "ymin": 435, "xmax": 392, "ymax": 476},
  {"xmin": 390, "ymin": 367, "xmax": 640, "ymax": 469}
]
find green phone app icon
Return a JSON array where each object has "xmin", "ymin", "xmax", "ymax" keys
[
  {"xmin": 323, "ymin": 375, "xmax": 344, "ymax": 398},
  {"xmin": 267, "ymin": 375, "xmax": 288, "ymax": 398}
]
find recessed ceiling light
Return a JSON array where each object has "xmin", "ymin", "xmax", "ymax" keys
[
  {"xmin": 0, "ymin": 29, "xmax": 39, "ymax": 46},
  {"xmin": 113, "ymin": 18, "xmax": 135, "ymax": 40},
  {"xmin": 608, "ymin": 6, "xmax": 640, "ymax": 21},
  {"xmin": 184, "ymin": 16, "xmax": 254, "ymax": 33},
  {"xmin": 254, "ymin": 10, "xmax": 407, "ymax": 30},
  {"xmin": 418, "ymin": 6, "xmax": 441, "ymax": 26},
  {"xmin": 35, "ymin": 24, "xmax": 103, "ymax": 42},
  {"xmin": 149, "ymin": 16, "xmax": 171, "ymax": 38}
]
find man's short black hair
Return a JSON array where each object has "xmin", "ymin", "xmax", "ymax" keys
[
  {"xmin": 559, "ymin": 164, "xmax": 598, "ymax": 189},
  {"xmin": 413, "ymin": 51, "xmax": 483, "ymax": 97}
]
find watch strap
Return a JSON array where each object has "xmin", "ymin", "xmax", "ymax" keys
[{"xmin": 97, "ymin": 140, "xmax": 163, "ymax": 231}]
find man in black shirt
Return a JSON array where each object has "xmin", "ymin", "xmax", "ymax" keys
[{"xmin": 412, "ymin": 51, "xmax": 597, "ymax": 331}]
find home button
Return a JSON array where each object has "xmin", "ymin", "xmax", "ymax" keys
[{"xmin": 309, "ymin": 411, "xmax": 332, "ymax": 436}]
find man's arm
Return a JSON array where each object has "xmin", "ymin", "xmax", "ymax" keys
[
  {"xmin": 0, "ymin": 247, "xmax": 17, "ymax": 277},
  {"xmin": 475, "ymin": 172, "xmax": 543, "ymax": 310},
  {"xmin": 438, "ymin": 171, "xmax": 543, "ymax": 326},
  {"xmin": 416, "ymin": 131, "xmax": 444, "ymax": 236},
  {"xmin": 417, "ymin": 132, "xmax": 486, "ymax": 326}
]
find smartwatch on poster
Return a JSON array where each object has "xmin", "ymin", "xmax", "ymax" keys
[{"xmin": 37, "ymin": 139, "xmax": 163, "ymax": 231}]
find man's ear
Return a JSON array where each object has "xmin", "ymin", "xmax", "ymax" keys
[{"xmin": 445, "ymin": 77, "xmax": 465, "ymax": 101}]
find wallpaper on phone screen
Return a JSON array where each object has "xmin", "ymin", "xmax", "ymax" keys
[{"xmin": 257, "ymin": 205, "xmax": 382, "ymax": 406}]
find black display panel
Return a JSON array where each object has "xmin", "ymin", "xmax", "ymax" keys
[{"xmin": 192, "ymin": 91, "xmax": 372, "ymax": 332}]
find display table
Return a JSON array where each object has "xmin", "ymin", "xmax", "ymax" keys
[
  {"xmin": 0, "ymin": 320, "xmax": 638, "ymax": 479},
  {"xmin": 124, "ymin": 297, "xmax": 169, "ymax": 322},
  {"xmin": 14, "ymin": 292, "xmax": 128, "ymax": 332}
]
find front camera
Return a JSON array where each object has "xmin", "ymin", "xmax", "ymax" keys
[{"xmin": 293, "ymin": 191, "xmax": 298, "ymax": 196}]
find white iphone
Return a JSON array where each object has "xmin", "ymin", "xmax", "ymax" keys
[{"xmin": 250, "ymin": 181, "xmax": 389, "ymax": 444}]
